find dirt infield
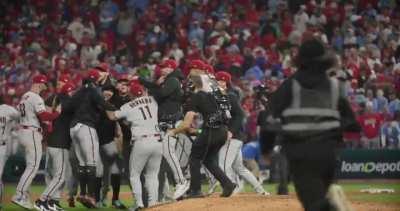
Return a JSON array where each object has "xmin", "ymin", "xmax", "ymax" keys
[{"xmin": 148, "ymin": 194, "xmax": 400, "ymax": 211}]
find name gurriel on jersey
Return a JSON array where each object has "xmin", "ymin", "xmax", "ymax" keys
[{"xmin": 128, "ymin": 97, "xmax": 153, "ymax": 108}]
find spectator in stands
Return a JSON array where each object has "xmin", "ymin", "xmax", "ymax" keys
[
  {"xmin": 381, "ymin": 112, "xmax": 400, "ymax": 149},
  {"xmin": 373, "ymin": 89, "xmax": 388, "ymax": 113},
  {"xmin": 358, "ymin": 102, "xmax": 385, "ymax": 149},
  {"xmin": 388, "ymin": 91, "xmax": 400, "ymax": 118}
]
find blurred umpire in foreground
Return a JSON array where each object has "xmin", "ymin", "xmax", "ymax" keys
[{"xmin": 262, "ymin": 38, "xmax": 360, "ymax": 211}]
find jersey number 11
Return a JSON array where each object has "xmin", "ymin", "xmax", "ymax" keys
[{"xmin": 139, "ymin": 105, "xmax": 152, "ymax": 120}]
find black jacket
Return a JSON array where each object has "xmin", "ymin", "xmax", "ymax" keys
[
  {"xmin": 269, "ymin": 71, "xmax": 360, "ymax": 142},
  {"xmin": 140, "ymin": 70, "xmax": 184, "ymax": 122},
  {"xmin": 46, "ymin": 93, "xmax": 73, "ymax": 149},
  {"xmin": 112, "ymin": 94, "xmax": 131, "ymax": 142},
  {"xmin": 66, "ymin": 80, "xmax": 114, "ymax": 128}
]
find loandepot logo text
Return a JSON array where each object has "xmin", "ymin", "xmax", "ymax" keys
[{"xmin": 341, "ymin": 161, "xmax": 400, "ymax": 174}]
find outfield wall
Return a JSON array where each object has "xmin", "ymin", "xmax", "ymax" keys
[
  {"xmin": 2, "ymin": 149, "xmax": 400, "ymax": 182},
  {"xmin": 338, "ymin": 149, "xmax": 400, "ymax": 179}
]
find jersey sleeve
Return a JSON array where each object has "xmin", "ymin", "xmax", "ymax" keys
[
  {"xmin": 33, "ymin": 96, "xmax": 46, "ymax": 114},
  {"xmin": 114, "ymin": 105, "xmax": 128, "ymax": 119}
]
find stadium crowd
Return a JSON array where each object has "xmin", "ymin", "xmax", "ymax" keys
[{"xmin": 1, "ymin": 0, "xmax": 400, "ymax": 149}]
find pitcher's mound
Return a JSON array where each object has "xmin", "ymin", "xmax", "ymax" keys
[{"xmin": 148, "ymin": 193, "xmax": 399, "ymax": 211}]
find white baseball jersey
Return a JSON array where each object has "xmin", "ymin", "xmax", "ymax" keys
[
  {"xmin": 115, "ymin": 96, "xmax": 159, "ymax": 138},
  {"xmin": 0, "ymin": 104, "xmax": 20, "ymax": 144},
  {"xmin": 18, "ymin": 91, "xmax": 46, "ymax": 128}
]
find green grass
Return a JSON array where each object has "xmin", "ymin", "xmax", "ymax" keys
[{"xmin": 3, "ymin": 182, "xmax": 400, "ymax": 210}]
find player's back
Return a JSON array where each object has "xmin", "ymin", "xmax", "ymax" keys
[
  {"xmin": 122, "ymin": 96, "xmax": 159, "ymax": 139},
  {"xmin": 0, "ymin": 104, "xmax": 19, "ymax": 142},
  {"xmin": 18, "ymin": 91, "xmax": 45, "ymax": 128}
]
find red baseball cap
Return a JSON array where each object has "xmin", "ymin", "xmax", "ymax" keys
[
  {"xmin": 87, "ymin": 69, "xmax": 100, "ymax": 81},
  {"xmin": 215, "ymin": 71, "xmax": 231, "ymax": 84},
  {"xmin": 130, "ymin": 83, "xmax": 144, "ymax": 97},
  {"xmin": 60, "ymin": 83, "xmax": 75, "ymax": 94},
  {"xmin": 59, "ymin": 74, "xmax": 71, "ymax": 83},
  {"xmin": 204, "ymin": 64, "xmax": 215, "ymax": 75},
  {"xmin": 159, "ymin": 59, "xmax": 177, "ymax": 69},
  {"xmin": 32, "ymin": 74, "xmax": 48, "ymax": 84},
  {"xmin": 188, "ymin": 59, "xmax": 205, "ymax": 70}
]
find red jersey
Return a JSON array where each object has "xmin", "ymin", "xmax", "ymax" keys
[{"xmin": 357, "ymin": 113, "xmax": 383, "ymax": 138}]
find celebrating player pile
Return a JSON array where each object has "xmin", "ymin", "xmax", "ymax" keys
[{"xmin": 0, "ymin": 59, "xmax": 271, "ymax": 211}]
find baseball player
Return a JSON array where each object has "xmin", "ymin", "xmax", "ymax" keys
[
  {"xmin": 34, "ymin": 82, "xmax": 76, "ymax": 211},
  {"xmin": 12, "ymin": 75, "xmax": 60, "ymax": 210},
  {"xmin": 95, "ymin": 85, "xmax": 126, "ymax": 209},
  {"xmin": 104, "ymin": 77, "xmax": 132, "ymax": 206},
  {"xmin": 66, "ymin": 69, "xmax": 116, "ymax": 208},
  {"xmin": 107, "ymin": 84, "xmax": 162, "ymax": 211},
  {"xmin": 0, "ymin": 95, "xmax": 20, "ymax": 210},
  {"xmin": 211, "ymin": 71, "xmax": 268, "ymax": 195},
  {"xmin": 139, "ymin": 59, "xmax": 188, "ymax": 200}
]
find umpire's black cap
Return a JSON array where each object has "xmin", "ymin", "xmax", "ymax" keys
[{"xmin": 296, "ymin": 38, "xmax": 336, "ymax": 71}]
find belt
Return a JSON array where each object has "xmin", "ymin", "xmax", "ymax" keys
[
  {"xmin": 131, "ymin": 134, "xmax": 161, "ymax": 145},
  {"xmin": 20, "ymin": 125, "xmax": 42, "ymax": 133},
  {"xmin": 141, "ymin": 134, "xmax": 161, "ymax": 138}
]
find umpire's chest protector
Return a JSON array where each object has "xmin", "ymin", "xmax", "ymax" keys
[{"xmin": 281, "ymin": 78, "xmax": 341, "ymax": 136}]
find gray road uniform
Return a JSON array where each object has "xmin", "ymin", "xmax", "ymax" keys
[
  {"xmin": 114, "ymin": 96, "xmax": 162, "ymax": 208},
  {"xmin": 41, "ymin": 93, "xmax": 73, "ymax": 201},
  {"xmin": 0, "ymin": 104, "xmax": 20, "ymax": 203},
  {"xmin": 15, "ymin": 91, "xmax": 46, "ymax": 199}
]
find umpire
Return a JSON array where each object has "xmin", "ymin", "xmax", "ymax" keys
[{"xmin": 265, "ymin": 38, "xmax": 360, "ymax": 211}]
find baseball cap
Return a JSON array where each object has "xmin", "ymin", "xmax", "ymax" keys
[
  {"xmin": 215, "ymin": 71, "xmax": 231, "ymax": 83},
  {"xmin": 159, "ymin": 59, "xmax": 177, "ymax": 69},
  {"xmin": 130, "ymin": 83, "xmax": 144, "ymax": 97},
  {"xmin": 204, "ymin": 64, "xmax": 215, "ymax": 75},
  {"xmin": 188, "ymin": 59, "xmax": 205, "ymax": 70},
  {"xmin": 59, "ymin": 74, "xmax": 71, "ymax": 83},
  {"xmin": 32, "ymin": 74, "xmax": 48, "ymax": 84},
  {"xmin": 86, "ymin": 69, "xmax": 101, "ymax": 81},
  {"xmin": 60, "ymin": 83, "xmax": 75, "ymax": 94}
]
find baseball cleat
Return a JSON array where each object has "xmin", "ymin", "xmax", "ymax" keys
[
  {"xmin": 76, "ymin": 195, "xmax": 94, "ymax": 208},
  {"xmin": 258, "ymin": 191, "xmax": 271, "ymax": 196},
  {"xmin": 173, "ymin": 180, "xmax": 190, "ymax": 199},
  {"xmin": 12, "ymin": 195, "xmax": 34, "ymax": 210},
  {"xmin": 220, "ymin": 183, "xmax": 236, "ymax": 197},
  {"xmin": 47, "ymin": 200, "xmax": 64, "ymax": 211},
  {"xmin": 129, "ymin": 205, "xmax": 144, "ymax": 211},
  {"xmin": 327, "ymin": 185, "xmax": 353, "ymax": 211},
  {"xmin": 67, "ymin": 197, "xmax": 75, "ymax": 207},
  {"xmin": 85, "ymin": 196, "xmax": 97, "ymax": 208},
  {"xmin": 33, "ymin": 199, "xmax": 50, "ymax": 211},
  {"xmin": 185, "ymin": 191, "xmax": 205, "ymax": 199},
  {"xmin": 112, "ymin": 200, "xmax": 127, "ymax": 209}
]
